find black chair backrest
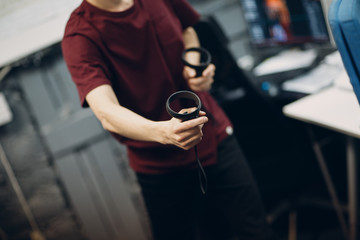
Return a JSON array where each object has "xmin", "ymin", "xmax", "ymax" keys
[
  {"xmin": 193, "ymin": 15, "xmax": 292, "ymax": 139},
  {"xmin": 193, "ymin": 16, "xmax": 268, "ymax": 100}
]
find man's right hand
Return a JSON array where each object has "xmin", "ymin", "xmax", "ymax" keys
[{"xmin": 160, "ymin": 108, "xmax": 208, "ymax": 150}]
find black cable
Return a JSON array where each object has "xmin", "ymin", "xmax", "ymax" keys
[
  {"xmin": 165, "ymin": 47, "xmax": 212, "ymax": 194},
  {"xmin": 166, "ymin": 90, "xmax": 208, "ymax": 194},
  {"xmin": 195, "ymin": 145, "xmax": 207, "ymax": 194}
]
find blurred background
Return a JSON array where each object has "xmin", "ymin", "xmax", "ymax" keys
[{"xmin": 0, "ymin": 0, "xmax": 356, "ymax": 239}]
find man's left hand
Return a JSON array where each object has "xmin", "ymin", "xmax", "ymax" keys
[{"xmin": 183, "ymin": 63, "xmax": 215, "ymax": 92}]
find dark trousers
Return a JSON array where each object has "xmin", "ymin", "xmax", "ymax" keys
[{"xmin": 136, "ymin": 135, "xmax": 276, "ymax": 240}]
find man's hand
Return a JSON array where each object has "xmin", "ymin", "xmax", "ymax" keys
[
  {"xmin": 161, "ymin": 108, "xmax": 208, "ymax": 150},
  {"xmin": 183, "ymin": 64, "xmax": 215, "ymax": 92}
]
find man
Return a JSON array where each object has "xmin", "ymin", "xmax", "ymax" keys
[{"xmin": 62, "ymin": 0, "xmax": 276, "ymax": 239}]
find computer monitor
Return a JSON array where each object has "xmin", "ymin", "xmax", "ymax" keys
[{"xmin": 240, "ymin": 0, "xmax": 330, "ymax": 48}]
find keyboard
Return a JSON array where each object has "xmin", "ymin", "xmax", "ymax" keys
[{"xmin": 281, "ymin": 51, "xmax": 345, "ymax": 94}]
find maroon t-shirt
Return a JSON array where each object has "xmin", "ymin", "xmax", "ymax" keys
[{"xmin": 62, "ymin": 0, "xmax": 233, "ymax": 174}]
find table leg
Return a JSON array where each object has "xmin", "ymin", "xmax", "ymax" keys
[
  {"xmin": 346, "ymin": 136, "xmax": 357, "ymax": 240},
  {"xmin": 307, "ymin": 126, "xmax": 349, "ymax": 240}
]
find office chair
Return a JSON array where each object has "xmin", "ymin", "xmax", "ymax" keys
[
  {"xmin": 193, "ymin": 14, "xmax": 307, "ymax": 171},
  {"xmin": 328, "ymin": 1, "xmax": 360, "ymax": 239},
  {"xmin": 329, "ymin": 0, "xmax": 360, "ymax": 104},
  {"xmin": 192, "ymin": 15, "xmax": 292, "ymax": 130},
  {"xmin": 193, "ymin": 15, "xmax": 281, "ymax": 152},
  {"xmin": 193, "ymin": 16, "xmax": 317, "ymax": 234},
  {"xmin": 193, "ymin": 15, "xmax": 264, "ymax": 105}
]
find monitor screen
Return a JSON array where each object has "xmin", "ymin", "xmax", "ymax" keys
[{"xmin": 240, "ymin": 0, "xmax": 330, "ymax": 47}]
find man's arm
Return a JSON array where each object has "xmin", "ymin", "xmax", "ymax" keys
[{"xmin": 86, "ymin": 84, "xmax": 208, "ymax": 150}]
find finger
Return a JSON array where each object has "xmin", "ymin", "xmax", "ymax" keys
[
  {"xmin": 201, "ymin": 77, "xmax": 214, "ymax": 91},
  {"xmin": 177, "ymin": 125, "xmax": 202, "ymax": 143},
  {"xmin": 202, "ymin": 64, "xmax": 216, "ymax": 77},
  {"xmin": 182, "ymin": 135, "xmax": 202, "ymax": 150},
  {"xmin": 188, "ymin": 77, "xmax": 207, "ymax": 91},
  {"xmin": 174, "ymin": 116, "xmax": 208, "ymax": 133},
  {"xmin": 178, "ymin": 107, "xmax": 197, "ymax": 114},
  {"xmin": 199, "ymin": 111, "xmax": 206, "ymax": 116},
  {"xmin": 189, "ymin": 77, "xmax": 213, "ymax": 91},
  {"xmin": 178, "ymin": 129, "xmax": 203, "ymax": 150},
  {"xmin": 184, "ymin": 66, "xmax": 196, "ymax": 79}
]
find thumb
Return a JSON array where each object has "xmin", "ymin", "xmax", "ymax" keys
[{"xmin": 185, "ymin": 66, "xmax": 196, "ymax": 78}]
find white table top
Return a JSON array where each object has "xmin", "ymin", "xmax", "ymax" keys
[
  {"xmin": 0, "ymin": 0, "xmax": 81, "ymax": 68},
  {"xmin": 283, "ymin": 86, "xmax": 360, "ymax": 139},
  {"xmin": 0, "ymin": 13, "xmax": 69, "ymax": 68}
]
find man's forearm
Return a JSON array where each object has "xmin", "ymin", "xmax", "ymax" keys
[
  {"xmin": 98, "ymin": 102, "xmax": 166, "ymax": 143},
  {"xmin": 183, "ymin": 27, "xmax": 200, "ymax": 49},
  {"xmin": 182, "ymin": 27, "xmax": 201, "ymax": 64},
  {"xmin": 85, "ymin": 84, "xmax": 208, "ymax": 150},
  {"xmin": 86, "ymin": 84, "xmax": 165, "ymax": 143}
]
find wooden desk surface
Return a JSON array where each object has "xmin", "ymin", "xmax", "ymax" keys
[{"xmin": 283, "ymin": 86, "xmax": 360, "ymax": 139}]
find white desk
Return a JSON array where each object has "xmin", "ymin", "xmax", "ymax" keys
[
  {"xmin": 283, "ymin": 85, "xmax": 360, "ymax": 240},
  {"xmin": 0, "ymin": 0, "xmax": 81, "ymax": 68}
]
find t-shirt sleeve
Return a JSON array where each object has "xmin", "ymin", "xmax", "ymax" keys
[
  {"xmin": 168, "ymin": 0, "xmax": 200, "ymax": 29},
  {"xmin": 61, "ymin": 34, "xmax": 112, "ymax": 107}
]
